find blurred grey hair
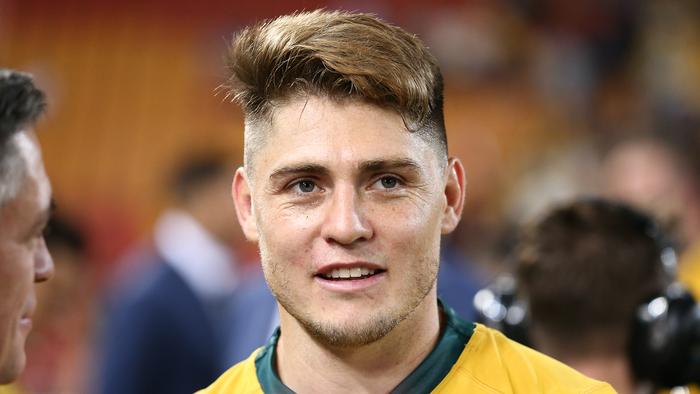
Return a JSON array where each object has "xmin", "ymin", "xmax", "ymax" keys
[
  {"xmin": 0, "ymin": 138, "xmax": 27, "ymax": 206},
  {"xmin": 0, "ymin": 69, "xmax": 45, "ymax": 206}
]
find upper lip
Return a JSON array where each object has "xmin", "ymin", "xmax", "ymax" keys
[{"xmin": 315, "ymin": 261, "xmax": 385, "ymax": 276}]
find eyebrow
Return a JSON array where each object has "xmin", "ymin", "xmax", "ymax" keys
[
  {"xmin": 269, "ymin": 164, "xmax": 330, "ymax": 183},
  {"xmin": 268, "ymin": 158, "xmax": 422, "ymax": 183},
  {"xmin": 358, "ymin": 158, "xmax": 422, "ymax": 173}
]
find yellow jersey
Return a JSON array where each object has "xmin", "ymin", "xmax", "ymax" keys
[
  {"xmin": 0, "ymin": 384, "xmax": 22, "ymax": 394},
  {"xmin": 679, "ymin": 241, "xmax": 700, "ymax": 300},
  {"xmin": 199, "ymin": 302, "xmax": 615, "ymax": 393}
]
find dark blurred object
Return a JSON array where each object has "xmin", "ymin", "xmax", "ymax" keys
[
  {"xmin": 44, "ymin": 214, "xmax": 85, "ymax": 252},
  {"xmin": 475, "ymin": 198, "xmax": 700, "ymax": 392},
  {"xmin": 630, "ymin": 283, "xmax": 700, "ymax": 388},
  {"xmin": 436, "ymin": 242, "xmax": 490, "ymax": 322},
  {"xmin": 473, "ymin": 274, "xmax": 530, "ymax": 345}
]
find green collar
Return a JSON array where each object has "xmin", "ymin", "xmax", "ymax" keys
[{"xmin": 255, "ymin": 300, "xmax": 475, "ymax": 394}]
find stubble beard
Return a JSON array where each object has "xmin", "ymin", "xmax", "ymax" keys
[{"xmin": 261, "ymin": 246, "xmax": 439, "ymax": 348}]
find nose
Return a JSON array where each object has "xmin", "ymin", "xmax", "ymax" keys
[
  {"xmin": 321, "ymin": 184, "xmax": 373, "ymax": 245},
  {"xmin": 34, "ymin": 237, "xmax": 54, "ymax": 283}
]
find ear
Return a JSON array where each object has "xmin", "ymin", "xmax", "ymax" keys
[
  {"xmin": 232, "ymin": 167, "xmax": 259, "ymax": 242},
  {"xmin": 441, "ymin": 157, "xmax": 466, "ymax": 234}
]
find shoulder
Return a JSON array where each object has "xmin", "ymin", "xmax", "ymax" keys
[
  {"xmin": 100, "ymin": 262, "xmax": 205, "ymax": 346},
  {"xmin": 106, "ymin": 261, "xmax": 191, "ymax": 314},
  {"xmin": 434, "ymin": 324, "xmax": 616, "ymax": 393},
  {"xmin": 197, "ymin": 348, "xmax": 264, "ymax": 394}
]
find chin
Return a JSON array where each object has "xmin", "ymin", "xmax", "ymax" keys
[
  {"xmin": 301, "ymin": 306, "xmax": 406, "ymax": 348},
  {"xmin": 0, "ymin": 354, "xmax": 25, "ymax": 385},
  {"xmin": 0, "ymin": 329, "xmax": 29, "ymax": 383}
]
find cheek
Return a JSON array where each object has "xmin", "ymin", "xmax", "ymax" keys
[
  {"xmin": 375, "ymin": 206, "xmax": 443, "ymax": 278},
  {"xmin": 386, "ymin": 225, "xmax": 440, "ymax": 262},
  {"xmin": 0, "ymin": 245, "xmax": 33, "ymax": 297},
  {"xmin": 375, "ymin": 199, "xmax": 442, "ymax": 243},
  {"xmin": 258, "ymin": 203, "xmax": 319, "ymax": 251},
  {"xmin": 0, "ymin": 251, "xmax": 32, "ymax": 355},
  {"xmin": 0, "ymin": 292, "xmax": 13, "ymax": 337}
]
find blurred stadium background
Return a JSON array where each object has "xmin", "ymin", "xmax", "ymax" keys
[{"xmin": 2, "ymin": 0, "xmax": 700, "ymax": 392}]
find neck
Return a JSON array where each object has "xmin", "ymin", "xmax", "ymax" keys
[
  {"xmin": 276, "ymin": 291, "xmax": 441, "ymax": 394},
  {"xmin": 564, "ymin": 354, "xmax": 637, "ymax": 394}
]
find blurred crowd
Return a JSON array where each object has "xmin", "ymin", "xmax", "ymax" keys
[{"xmin": 1, "ymin": 0, "xmax": 700, "ymax": 393}]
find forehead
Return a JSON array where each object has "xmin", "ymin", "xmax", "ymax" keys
[
  {"xmin": 249, "ymin": 97, "xmax": 437, "ymax": 176},
  {"xmin": 16, "ymin": 132, "xmax": 50, "ymax": 197}
]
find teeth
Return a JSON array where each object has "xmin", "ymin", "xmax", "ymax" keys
[{"xmin": 323, "ymin": 267, "xmax": 376, "ymax": 279}]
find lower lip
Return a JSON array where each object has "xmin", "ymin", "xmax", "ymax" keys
[
  {"xmin": 19, "ymin": 318, "xmax": 32, "ymax": 333},
  {"xmin": 314, "ymin": 271, "xmax": 386, "ymax": 292}
]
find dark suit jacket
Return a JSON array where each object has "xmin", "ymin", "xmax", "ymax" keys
[
  {"xmin": 437, "ymin": 245, "xmax": 486, "ymax": 321},
  {"xmin": 95, "ymin": 253, "xmax": 231, "ymax": 394},
  {"xmin": 223, "ymin": 275, "xmax": 277, "ymax": 365}
]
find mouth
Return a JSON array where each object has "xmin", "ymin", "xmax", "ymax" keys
[
  {"xmin": 314, "ymin": 263, "xmax": 386, "ymax": 292},
  {"xmin": 317, "ymin": 267, "xmax": 384, "ymax": 280},
  {"xmin": 315, "ymin": 261, "xmax": 386, "ymax": 280},
  {"xmin": 20, "ymin": 301, "xmax": 36, "ymax": 332}
]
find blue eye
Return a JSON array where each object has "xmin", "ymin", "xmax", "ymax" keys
[
  {"xmin": 379, "ymin": 176, "xmax": 399, "ymax": 189},
  {"xmin": 296, "ymin": 180, "xmax": 316, "ymax": 193}
]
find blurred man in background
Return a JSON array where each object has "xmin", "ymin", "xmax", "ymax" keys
[
  {"xmin": 95, "ymin": 152, "xmax": 254, "ymax": 394},
  {"xmin": 0, "ymin": 70, "xmax": 54, "ymax": 388},
  {"xmin": 602, "ymin": 133, "xmax": 700, "ymax": 300},
  {"xmin": 517, "ymin": 198, "xmax": 699, "ymax": 393}
]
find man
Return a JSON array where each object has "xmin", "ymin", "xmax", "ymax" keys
[
  {"xmin": 96, "ymin": 153, "xmax": 259, "ymax": 394},
  {"xmin": 202, "ymin": 10, "xmax": 614, "ymax": 393},
  {"xmin": 516, "ymin": 198, "xmax": 698, "ymax": 392},
  {"xmin": 602, "ymin": 134, "xmax": 700, "ymax": 301},
  {"xmin": 0, "ymin": 70, "xmax": 54, "ymax": 385}
]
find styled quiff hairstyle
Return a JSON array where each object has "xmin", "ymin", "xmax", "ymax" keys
[
  {"xmin": 224, "ymin": 9, "xmax": 447, "ymax": 168},
  {"xmin": 517, "ymin": 198, "xmax": 669, "ymax": 358}
]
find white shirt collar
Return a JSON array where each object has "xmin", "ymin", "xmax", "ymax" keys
[{"xmin": 154, "ymin": 209, "xmax": 238, "ymax": 299}]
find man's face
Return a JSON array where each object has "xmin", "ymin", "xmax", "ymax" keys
[
  {"xmin": 0, "ymin": 132, "xmax": 53, "ymax": 383},
  {"xmin": 233, "ymin": 97, "xmax": 464, "ymax": 347}
]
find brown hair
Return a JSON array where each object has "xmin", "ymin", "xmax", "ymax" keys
[
  {"xmin": 517, "ymin": 198, "xmax": 669, "ymax": 358},
  {"xmin": 223, "ymin": 9, "xmax": 446, "ymax": 166}
]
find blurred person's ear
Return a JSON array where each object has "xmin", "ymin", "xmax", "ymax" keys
[{"xmin": 232, "ymin": 167, "xmax": 258, "ymax": 242}]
